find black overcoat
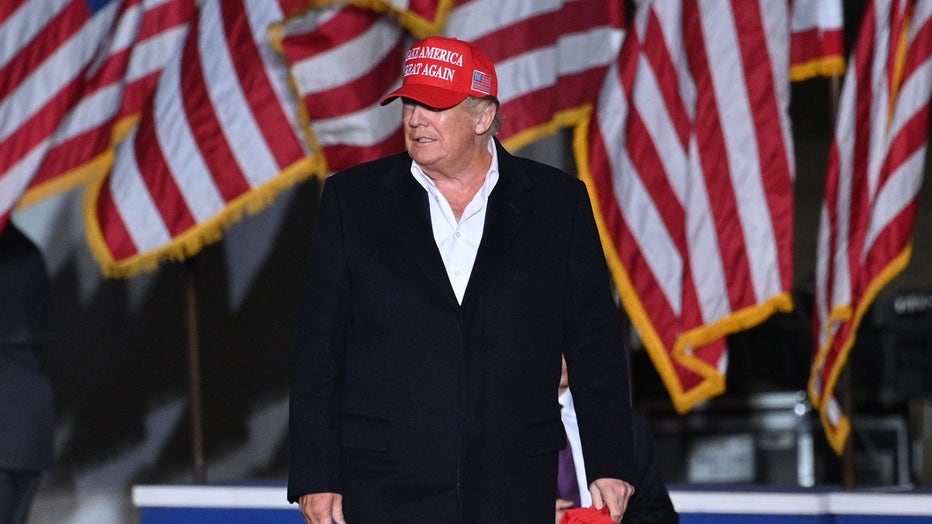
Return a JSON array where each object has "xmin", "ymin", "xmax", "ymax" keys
[{"xmin": 288, "ymin": 140, "xmax": 634, "ymax": 522}]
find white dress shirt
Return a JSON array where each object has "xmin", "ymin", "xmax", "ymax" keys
[
  {"xmin": 411, "ymin": 139, "xmax": 499, "ymax": 304},
  {"xmin": 560, "ymin": 388, "xmax": 593, "ymax": 507}
]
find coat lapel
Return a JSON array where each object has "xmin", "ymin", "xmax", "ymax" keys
[
  {"xmin": 382, "ymin": 155, "xmax": 460, "ymax": 306},
  {"xmin": 463, "ymin": 143, "xmax": 532, "ymax": 304}
]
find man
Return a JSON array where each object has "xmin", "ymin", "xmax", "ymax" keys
[
  {"xmin": 288, "ymin": 35, "xmax": 635, "ymax": 523},
  {"xmin": 557, "ymin": 358, "xmax": 678, "ymax": 524}
]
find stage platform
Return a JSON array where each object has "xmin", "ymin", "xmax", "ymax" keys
[{"xmin": 133, "ymin": 483, "xmax": 932, "ymax": 523}]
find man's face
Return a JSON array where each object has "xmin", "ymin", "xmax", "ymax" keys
[{"xmin": 402, "ymin": 98, "xmax": 483, "ymax": 175}]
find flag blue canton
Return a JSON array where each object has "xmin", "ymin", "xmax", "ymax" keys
[{"xmin": 85, "ymin": 0, "xmax": 117, "ymax": 14}]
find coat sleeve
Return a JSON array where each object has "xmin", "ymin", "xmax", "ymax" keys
[
  {"xmin": 624, "ymin": 412, "xmax": 679, "ymax": 523},
  {"xmin": 287, "ymin": 177, "xmax": 351, "ymax": 502},
  {"xmin": 563, "ymin": 179, "xmax": 637, "ymax": 486}
]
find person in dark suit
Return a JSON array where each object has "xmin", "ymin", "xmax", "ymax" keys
[
  {"xmin": 288, "ymin": 35, "xmax": 635, "ymax": 524},
  {"xmin": 557, "ymin": 358, "xmax": 678, "ymax": 524},
  {"xmin": 0, "ymin": 224, "xmax": 54, "ymax": 524}
]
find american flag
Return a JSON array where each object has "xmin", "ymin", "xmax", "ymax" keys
[
  {"xmin": 471, "ymin": 70, "xmax": 493, "ymax": 95},
  {"xmin": 789, "ymin": 0, "xmax": 845, "ymax": 81},
  {"xmin": 85, "ymin": 0, "xmax": 313, "ymax": 276},
  {"xmin": 280, "ymin": 0, "xmax": 624, "ymax": 173},
  {"xmin": 580, "ymin": 0, "xmax": 795, "ymax": 413},
  {"xmin": 811, "ymin": 0, "xmax": 932, "ymax": 454},
  {"xmin": 1, "ymin": 0, "xmax": 194, "ymax": 232}
]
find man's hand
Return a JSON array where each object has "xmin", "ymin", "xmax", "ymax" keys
[
  {"xmin": 298, "ymin": 492, "xmax": 345, "ymax": 524},
  {"xmin": 590, "ymin": 478, "xmax": 634, "ymax": 523},
  {"xmin": 555, "ymin": 497, "xmax": 575, "ymax": 524}
]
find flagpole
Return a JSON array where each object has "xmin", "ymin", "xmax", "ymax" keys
[{"xmin": 185, "ymin": 259, "xmax": 207, "ymax": 484}]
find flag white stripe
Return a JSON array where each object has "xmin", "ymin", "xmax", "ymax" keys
[
  {"xmin": 496, "ymin": 48, "xmax": 559, "ymax": 103},
  {"xmin": 556, "ymin": 28, "xmax": 624, "ymax": 76},
  {"xmin": 686, "ymin": 137, "xmax": 730, "ymax": 323},
  {"xmin": 791, "ymin": 0, "xmax": 843, "ymax": 32}
]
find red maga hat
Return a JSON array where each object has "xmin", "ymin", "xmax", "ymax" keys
[{"xmin": 381, "ymin": 36, "xmax": 498, "ymax": 109}]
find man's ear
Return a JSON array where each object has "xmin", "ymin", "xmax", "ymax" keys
[{"xmin": 475, "ymin": 102, "xmax": 496, "ymax": 135}]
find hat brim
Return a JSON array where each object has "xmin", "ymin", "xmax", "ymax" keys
[{"xmin": 380, "ymin": 83, "xmax": 468, "ymax": 109}]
